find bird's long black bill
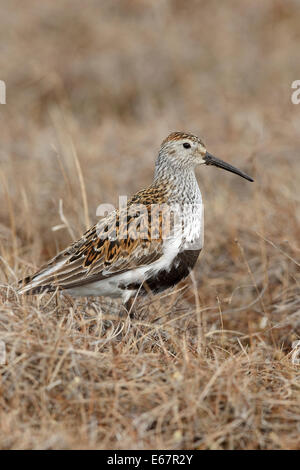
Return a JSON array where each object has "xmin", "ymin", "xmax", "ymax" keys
[{"xmin": 204, "ymin": 152, "xmax": 254, "ymax": 182}]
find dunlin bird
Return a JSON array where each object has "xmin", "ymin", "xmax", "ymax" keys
[{"xmin": 18, "ymin": 132, "xmax": 253, "ymax": 305}]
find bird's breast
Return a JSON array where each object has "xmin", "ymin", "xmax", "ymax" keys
[{"xmin": 181, "ymin": 196, "xmax": 204, "ymax": 252}]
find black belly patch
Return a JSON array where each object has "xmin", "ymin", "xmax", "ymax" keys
[{"xmin": 120, "ymin": 249, "xmax": 201, "ymax": 295}]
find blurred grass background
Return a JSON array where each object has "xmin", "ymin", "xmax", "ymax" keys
[{"xmin": 0, "ymin": 0, "xmax": 299, "ymax": 449}]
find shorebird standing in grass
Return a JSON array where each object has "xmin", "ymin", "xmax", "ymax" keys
[{"xmin": 18, "ymin": 132, "xmax": 253, "ymax": 307}]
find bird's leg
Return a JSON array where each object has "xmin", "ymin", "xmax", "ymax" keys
[{"xmin": 124, "ymin": 297, "xmax": 135, "ymax": 319}]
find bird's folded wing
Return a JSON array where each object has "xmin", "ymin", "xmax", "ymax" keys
[{"xmin": 18, "ymin": 203, "xmax": 169, "ymax": 294}]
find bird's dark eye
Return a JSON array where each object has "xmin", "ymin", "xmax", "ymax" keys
[{"xmin": 183, "ymin": 142, "xmax": 191, "ymax": 149}]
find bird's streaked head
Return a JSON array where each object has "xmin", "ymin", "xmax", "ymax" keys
[{"xmin": 158, "ymin": 131, "xmax": 254, "ymax": 182}]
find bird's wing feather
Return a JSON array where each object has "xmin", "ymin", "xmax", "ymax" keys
[{"xmin": 18, "ymin": 186, "xmax": 173, "ymax": 294}]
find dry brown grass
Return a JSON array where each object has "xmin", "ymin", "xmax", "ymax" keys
[{"xmin": 0, "ymin": 0, "xmax": 300, "ymax": 450}]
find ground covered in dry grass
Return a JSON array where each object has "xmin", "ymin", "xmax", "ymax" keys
[{"xmin": 0, "ymin": 0, "xmax": 299, "ymax": 450}]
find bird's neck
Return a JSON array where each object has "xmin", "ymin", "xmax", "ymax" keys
[{"xmin": 153, "ymin": 164, "xmax": 202, "ymax": 205}]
